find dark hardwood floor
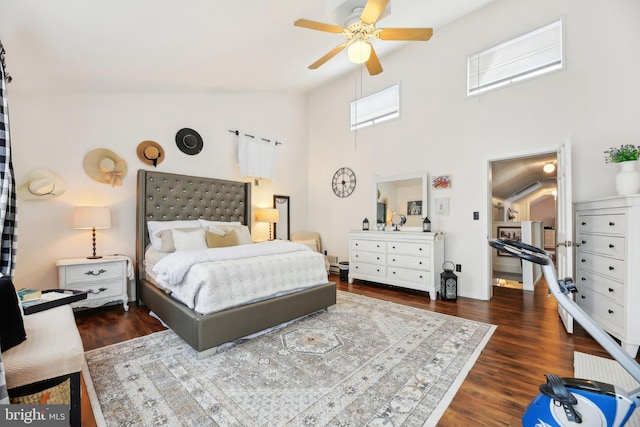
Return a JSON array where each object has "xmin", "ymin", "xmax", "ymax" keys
[{"xmin": 74, "ymin": 274, "xmax": 627, "ymax": 426}]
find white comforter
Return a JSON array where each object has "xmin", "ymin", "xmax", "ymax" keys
[{"xmin": 151, "ymin": 241, "xmax": 328, "ymax": 314}]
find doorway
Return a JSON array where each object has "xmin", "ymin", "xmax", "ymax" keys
[{"xmin": 489, "ymin": 152, "xmax": 558, "ymax": 292}]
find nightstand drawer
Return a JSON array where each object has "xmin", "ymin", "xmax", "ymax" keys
[
  {"xmin": 388, "ymin": 267, "xmax": 432, "ymax": 288},
  {"xmin": 575, "ymin": 269, "xmax": 625, "ymax": 305},
  {"xmin": 350, "ymin": 262, "xmax": 386, "ymax": 278},
  {"xmin": 576, "ymin": 252, "xmax": 625, "ymax": 282},
  {"xmin": 63, "ymin": 261, "xmax": 124, "ymax": 284},
  {"xmin": 388, "ymin": 241, "xmax": 431, "ymax": 257},
  {"xmin": 351, "ymin": 239, "xmax": 386, "ymax": 253},
  {"xmin": 577, "ymin": 213, "xmax": 626, "ymax": 235},
  {"xmin": 388, "ymin": 254, "xmax": 430, "ymax": 271},
  {"xmin": 576, "ymin": 234, "xmax": 625, "ymax": 259},
  {"xmin": 71, "ymin": 279, "xmax": 122, "ymax": 303}
]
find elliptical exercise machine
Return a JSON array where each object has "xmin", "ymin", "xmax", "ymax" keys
[{"xmin": 488, "ymin": 238, "xmax": 640, "ymax": 427}]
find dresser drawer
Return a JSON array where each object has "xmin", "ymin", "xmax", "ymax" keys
[
  {"xmin": 577, "ymin": 286, "xmax": 624, "ymax": 332},
  {"xmin": 351, "ymin": 239, "xmax": 386, "ymax": 253},
  {"xmin": 387, "ymin": 241, "xmax": 431, "ymax": 257},
  {"xmin": 577, "ymin": 213, "xmax": 626, "ymax": 235},
  {"xmin": 576, "ymin": 253, "xmax": 625, "ymax": 282},
  {"xmin": 62, "ymin": 261, "xmax": 125, "ymax": 285},
  {"xmin": 350, "ymin": 262, "xmax": 386, "ymax": 278},
  {"xmin": 388, "ymin": 267, "xmax": 432, "ymax": 289},
  {"xmin": 575, "ymin": 269, "xmax": 625, "ymax": 305},
  {"xmin": 577, "ymin": 234, "xmax": 625, "ymax": 259},
  {"xmin": 388, "ymin": 254, "xmax": 430, "ymax": 271},
  {"xmin": 351, "ymin": 251, "xmax": 386, "ymax": 265}
]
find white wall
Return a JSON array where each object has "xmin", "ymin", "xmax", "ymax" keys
[
  {"xmin": 307, "ymin": 0, "xmax": 640, "ymax": 299},
  {"xmin": 10, "ymin": 92, "xmax": 309, "ymax": 292}
]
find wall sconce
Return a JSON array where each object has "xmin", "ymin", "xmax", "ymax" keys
[
  {"xmin": 543, "ymin": 162, "xmax": 556, "ymax": 173},
  {"xmin": 73, "ymin": 206, "xmax": 111, "ymax": 259},
  {"xmin": 255, "ymin": 208, "xmax": 280, "ymax": 240}
]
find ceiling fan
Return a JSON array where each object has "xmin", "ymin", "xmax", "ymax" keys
[{"xmin": 294, "ymin": 0, "xmax": 433, "ymax": 76}]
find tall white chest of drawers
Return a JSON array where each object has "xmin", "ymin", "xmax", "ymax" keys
[
  {"xmin": 575, "ymin": 195, "xmax": 640, "ymax": 357},
  {"xmin": 348, "ymin": 231, "xmax": 445, "ymax": 299}
]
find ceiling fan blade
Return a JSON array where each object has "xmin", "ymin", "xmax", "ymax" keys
[
  {"xmin": 308, "ymin": 42, "xmax": 349, "ymax": 69},
  {"xmin": 294, "ymin": 19, "xmax": 344, "ymax": 34},
  {"xmin": 365, "ymin": 44, "xmax": 383, "ymax": 75},
  {"xmin": 378, "ymin": 28, "xmax": 434, "ymax": 41},
  {"xmin": 360, "ymin": 0, "xmax": 390, "ymax": 24}
]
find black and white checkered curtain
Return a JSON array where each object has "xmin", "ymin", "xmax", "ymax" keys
[{"xmin": 0, "ymin": 43, "xmax": 18, "ymax": 277}]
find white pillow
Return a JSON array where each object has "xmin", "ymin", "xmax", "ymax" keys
[
  {"xmin": 147, "ymin": 220, "xmax": 201, "ymax": 250},
  {"xmin": 171, "ymin": 228, "xmax": 207, "ymax": 251},
  {"xmin": 295, "ymin": 239, "xmax": 318, "ymax": 252},
  {"xmin": 198, "ymin": 219, "xmax": 242, "ymax": 228}
]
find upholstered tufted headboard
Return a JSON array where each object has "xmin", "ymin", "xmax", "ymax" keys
[{"xmin": 136, "ymin": 169, "xmax": 251, "ymax": 283}]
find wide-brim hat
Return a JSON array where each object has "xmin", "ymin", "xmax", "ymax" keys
[
  {"xmin": 176, "ymin": 128, "xmax": 203, "ymax": 155},
  {"xmin": 17, "ymin": 169, "xmax": 66, "ymax": 200},
  {"xmin": 137, "ymin": 140, "xmax": 165, "ymax": 167},
  {"xmin": 83, "ymin": 148, "xmax": 128, "ymax": 186}
]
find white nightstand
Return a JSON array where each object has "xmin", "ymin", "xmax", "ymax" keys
[{"xmin": 56, "ymin": 255, "xmax": 129, "ymax": 311}]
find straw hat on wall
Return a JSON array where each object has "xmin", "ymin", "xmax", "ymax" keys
[
  {"xmin": 136, "ymin": 140, "xmax": 164, "ymax": 167},
  {"xmin": 17, "ymin": 169, "xmax": 66, "ymax": 200},
  {"xmin": 83, "ymin": 149, "xmax": 128, "ymax": 186}
]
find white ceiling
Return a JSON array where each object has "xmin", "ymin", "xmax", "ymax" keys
[{"xmin": 0, "ymin": 0, "xmax": 496, "ymax": 94}]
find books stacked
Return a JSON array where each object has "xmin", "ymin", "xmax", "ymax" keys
[{"xmin": 17, "ymin": 288, "xmax": 42, "ymax": 308}]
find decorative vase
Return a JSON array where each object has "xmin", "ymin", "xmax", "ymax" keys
[{"xmin": 615, "ymin": 160, "xmax": 640, "ymax": 196}]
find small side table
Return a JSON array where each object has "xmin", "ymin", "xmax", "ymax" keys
[{"xmin": 56, "ymin": 255, "xmax": 129, "ymax": 311}]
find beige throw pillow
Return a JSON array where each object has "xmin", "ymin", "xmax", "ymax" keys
[{"xmin": 206, "ymin": 229, "xmax": 241, "ymax": 248}]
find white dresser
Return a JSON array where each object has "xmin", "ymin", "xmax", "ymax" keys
[
  {"xmin": 574, "ymin": 195, "xmax": 640, "ymax": 357},
  {"xmin": 348, "ymin": 231, "xmax": 445, "ymax": 299}
]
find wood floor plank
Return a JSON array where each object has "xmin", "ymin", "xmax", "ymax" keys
[{"xmin": 74, "ymin": 274, "xmax": 634, "ymax": 426}]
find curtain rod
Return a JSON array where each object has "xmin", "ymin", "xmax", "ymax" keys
[
  {"xmin": 228, "ymin": 129, "xmax": 282, "ymax": 146},
  {"xmin": 0, "ymin": 40, "xmax": 12, "ymax": 83}
]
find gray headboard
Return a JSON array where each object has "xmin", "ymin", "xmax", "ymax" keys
[{"xmin": 136, "ymin": 169, "xmax": 252, "ymax": 283}]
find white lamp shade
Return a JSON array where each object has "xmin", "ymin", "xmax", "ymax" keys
[
  {"xmin": 348, "ymin": 40, "xmax": 372, "ymax": 64},
  {"xmin": 255, "ymin": 208, "xmax": 279, "ymax": 224},
  {"xmin": 73, "ymin": 206, "xmax": 111, "ymax": 229}
]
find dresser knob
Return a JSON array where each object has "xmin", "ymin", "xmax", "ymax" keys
[
  {"xmin": 608, "ymin": 309, "xmax": 614, "ymax": 314},
  {"xmin": 392, "ymin": 246, "xmax": 396, "ymax": 249},
  {"xmin": 609, "ymin": 244, "xmax": 614, "ymax": 248},
  {"xmin": 581, "ymin": 221, "xmax": 586, "ymax": 226},
  {"xmin": 581, "ymin": 259, "xmax": 586, "ymax": 263},
  {"xmin": 581, "ymin": 240, "xmax": 586, "ymax": 244},
  {"xmin": 376, "ymin": 257, "xmax": 380, "ymax": 260},
  {"xmin": 392, "ymin": 271, "xmax": 396, "ymax": 274},
  {"xmin": 392, "ymin": 258, "xmax": 396, "ymax": 262},
  {"xmin": 355, "ymin": 243, "xmax": 359, "ymax": 246},
  {"xmin": 419, "ymin": 261, "xmax": 423, "ymax": 265},
  {"xmin": 580, "ymin": 295, "xmax": 586, "ymax": 299},
  {"xmin": 581, "ymin": 277, "xmax": 586, "ymax": 281},
  {"xmin": 609, "ymin": 266, "xmax": 615, "ymax": 271},
  {"xmin": 609, "ymin": 222, "xmax": 615, "ymax": 226},
  {"xmin": 356, "ymin": 254, "xmax": 359, "ymax": 258},
  {"xmin": 419, "ymin": 248, "xmax": 423, "ymax": 251},
  {"xmin": 608, "ymin": 288, "xmax": 614, "ymax": 293}
]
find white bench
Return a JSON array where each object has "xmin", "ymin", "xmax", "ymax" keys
[{"xmin": 3, "ymin": 304, "xmax": 85, "ymax": 426}]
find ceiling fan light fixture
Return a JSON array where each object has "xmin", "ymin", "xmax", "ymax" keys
[
  {"xmin": 347, "ymin": 40, "xmax": 371, "ymax": 64},
  {"xmin": 543, "ymin": 162, "xmax": 556, "ymax": 173}
]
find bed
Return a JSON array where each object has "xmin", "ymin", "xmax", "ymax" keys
[{"xmin": 135, "ymin": 169, "xmax": 336, "ymax": 357}]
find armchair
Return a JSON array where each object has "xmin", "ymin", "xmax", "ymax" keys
[{"xmin": 291, "ymin": 231, "xmax": 330, "ymax": 272}]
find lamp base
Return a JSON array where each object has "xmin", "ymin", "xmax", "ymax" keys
[{"xmin": 86, "ymin": 255, "xmax": 103, "ymax": 259}]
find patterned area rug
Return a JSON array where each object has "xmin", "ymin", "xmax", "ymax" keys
[{"xmin": 84, "ymin": 292, "xmax": 495, "ymax": 426}]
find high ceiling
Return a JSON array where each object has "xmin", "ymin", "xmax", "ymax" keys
[
  {"xmin": 491, "ymin": 153, "xmax": 557, "ymax": 201},
  {"xmin": 0, "ymin": 0, "xmax": 496, "ymax": 94}
]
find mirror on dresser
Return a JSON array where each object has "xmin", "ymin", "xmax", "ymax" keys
[{"xmin": 374, "ymin": 172, "xmax": 428, "ymax": 230}]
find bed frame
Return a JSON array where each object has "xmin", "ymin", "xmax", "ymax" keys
[{"xmin": 135, "ymin": 169, "xmax": 336, "ymax": 357}]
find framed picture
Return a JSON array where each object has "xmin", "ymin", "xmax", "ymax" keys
[
  {"xmin": 435, "ymin": 198, "xmax": 449, "ymax": 215},
  {"xmin": 432, "ymin": 174, "xmax": 452, "ymax": 189},
  {"xmin": 497, "ymin": 226, "xmax": 522, "ymax": 256},
  {"xmin": 407, "ymin": 200, "xmax": 422, "ymax": 216}
]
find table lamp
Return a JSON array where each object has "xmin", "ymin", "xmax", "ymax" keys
[
  {"xmin": 73, "ymin": 206, "xmax": 111, "ymax": 259},
  {"xmin": 255, "ymin": 208, "xmax": 279, "ymax": 240}
]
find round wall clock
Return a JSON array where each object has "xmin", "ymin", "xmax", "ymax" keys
[{"xmin": 332, "ymin": 167, "xmax": 356, "ymax": 198}]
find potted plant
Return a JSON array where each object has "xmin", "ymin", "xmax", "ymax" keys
[
  {"xmin": 604, "ymin": 144, "xmax": 640, "ymax": 163},
  {"xmin": 605, "ymin": 144, "xmax": 640, "ymax": 195}
]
